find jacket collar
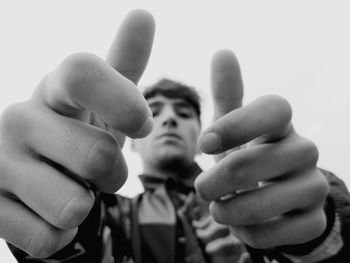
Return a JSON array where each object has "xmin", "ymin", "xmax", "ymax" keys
[{"xmin": 139, "ymin": 162, "xmax": 202, "ymax": 192}]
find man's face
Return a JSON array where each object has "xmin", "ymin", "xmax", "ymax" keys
[{"xmin": 133, "ymin": 95, "xmax": 201, "ymax": 169}]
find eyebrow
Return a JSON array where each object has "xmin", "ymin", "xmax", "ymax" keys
[
  {"xmin": 148, "ymin": 100, "xmax": 192, "ymax": 108},
  {"xmin": 173, "ymin": 101, "xmax": 192, "ymax": 108},
  {"xmin": 148, "ymin": 101, "xmax": 164, "ymax": 108}
]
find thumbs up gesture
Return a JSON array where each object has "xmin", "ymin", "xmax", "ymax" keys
[{"xmin": 195, "ymin": 50, "xmax": 329, "ymax": 249}]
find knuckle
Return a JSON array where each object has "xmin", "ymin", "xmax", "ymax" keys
[
  {"xmin": 318, "ymin": 174, "xmax": 330, "ymax": 198},
  {"xmin": 245, "ymin": 238, "xmax": 261, "ymax": 249},
  {"xmin": 110, "ymin": 162, "xmax": 128, "ymax": 191},
  {"xmin": 59, "ymin": 52, "xmax": 103, "ymax": 95},
  {"xmin": 193, "ymin": 177, "xmax": 204, "ymax": 198},
  {"xmin": 305, "ymin": 210, "xmax": 327, "ymax": 241},
  {"xmin": 209, "ymin": 202, "xmax": 226, "ymax": 224},
  {"xmin": 194, "ymin": 169, "xmax": 215, "ymax": 201},
  {"xmin": 194, "ymin": 178, "xmax": 208, "ymax": 200},
  {"xmin": 0, "ymin": 102, "xmax": 31, "ymax": 138},
  {"xmin": 61, "ymin": 52, "xmax": 101, "ymax": 74},
  {"xmin": 109, "ymin": 85, "xmax": 149, "ymax": 137},
  {"xmin": 308, "ymin": 172, "xmax": 329, "ymax": 206},
  {"xmin": 265, "ymin": 95, "xmax": 292, "ymax": 126},
  {"xmin": 56, "ymin": 188, "xmax": 94, "ymax": 229},
  {"xmin": 298, "ymin": 138, "xmax": 319, "ymax": 166},
  {"xmin": 85, "ymin": 132, "xmax": 119, "ymax": 178},
  {"xmin": 103, "ymin": 153, "xmax": 128, "ymax": 193},
  {"xmin": 126, "ymin": 97, "xmax": 150, "ymax": 136},
  {"xmin": 226, "ymin": 153, "xmax": 248, "ymax": 187}
]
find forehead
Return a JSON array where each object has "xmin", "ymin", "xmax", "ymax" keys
[{"xmin": 146, "ymin": 95, "xmax": 191, "ymax": 107}]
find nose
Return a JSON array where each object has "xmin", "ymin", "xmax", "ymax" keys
[
  {"xmin": 162, "ymin": 117, "xmax": 177, "ymax": 128},
  {"xmin": 161, "ymin": 107, "xmax": 177, "ymax": 128}
]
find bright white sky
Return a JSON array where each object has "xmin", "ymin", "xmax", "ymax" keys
[{"xmin": 0, "ymin": 1, "xmax": 349, "ymax": 261}]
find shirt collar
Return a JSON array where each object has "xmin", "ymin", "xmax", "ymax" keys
[{"xmin": 139, "ymin": 162, "xmax": 202, "ymax": 192}]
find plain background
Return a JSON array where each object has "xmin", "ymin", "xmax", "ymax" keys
[{"xmin": 0, "ymin": 1, "xmax": 349, "ymax": 261}]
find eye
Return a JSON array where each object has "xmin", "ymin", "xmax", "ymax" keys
[
  {"xmin": 178, "ymin": 112, "xmax": 190, "ymax": 118},
  {"xmin": 177, "ymin": 108, "xmax": 193, "ymax": 119},
  {"xmin": 149, "ymin": 105, "xmax": 161, "ymax": 117},
  {"xmin": 151, "ymin": 109, "xmax": 160, "ymax": 117}
]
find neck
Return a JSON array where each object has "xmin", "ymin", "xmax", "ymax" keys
[{"xmin": 142, "ymin": 161, "xmax": 197, "ymax": 183}]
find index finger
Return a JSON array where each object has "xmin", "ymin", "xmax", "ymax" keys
[
  {"xmin": 106, "ymin": 9, "xmax": 155, "ymax": 85},
  {"xmin": 105, "ymin": 9, "xmax": 155, "ymax": 145},
  {"xmin": 199, "ymin": 95, "xmax": 293, "ymax": 154},
  {"xmin": 34, "ymin": 10, "xmax": 155, "ymax": 138}
]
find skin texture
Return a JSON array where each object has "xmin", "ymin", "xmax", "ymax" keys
[
  {"xmin": 0, "ymin": 10, "xmax": 155, "ymax": 257},
  {"xmin": 0, "ymin": 9, "xmax": 329, "ymax": 259},
  {"xmin": 195, "ymin": 50, "xmax": 329, "ymax": 249}
]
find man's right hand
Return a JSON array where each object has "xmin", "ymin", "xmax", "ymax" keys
[{"xmin": 0, "ymin": 9, "xmax": 155, "ymax": 258}]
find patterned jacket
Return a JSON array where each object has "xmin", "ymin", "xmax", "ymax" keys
[{"xmin": 8, "ymin": 164, "xmax": 350, "ymax": 262}]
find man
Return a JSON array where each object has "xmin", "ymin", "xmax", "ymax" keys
[{"xmin": 1, "ymin": 9, "xmax": 350, "ymax": 263}]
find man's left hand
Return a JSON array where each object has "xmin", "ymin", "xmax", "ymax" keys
[{"xmin": 195, "ymin": 50, "xmax": 329, "ymax": 249}]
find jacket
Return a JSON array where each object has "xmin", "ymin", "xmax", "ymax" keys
[{"xmin": 8, "ymin": 164, "xmax": 350, "ymax": 262}]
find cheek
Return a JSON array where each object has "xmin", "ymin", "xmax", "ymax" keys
[
  {"xmin": 191, "ymin": 123, "xmax": 201, "ymax": 140},
  {"xmin": 185, "ymin": 126, "xmax": 200, "ymax": 150}
]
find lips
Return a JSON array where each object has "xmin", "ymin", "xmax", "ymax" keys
[{"xmin": 157, "ymin": 132, "xmax": 182, "ymax": 140}]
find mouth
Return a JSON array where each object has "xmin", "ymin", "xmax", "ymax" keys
[{"xmin": 157, "ymin": 132, "xmax": 182, "ymax": 140}]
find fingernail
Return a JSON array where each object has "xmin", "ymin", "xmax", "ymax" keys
[
  {"xmin": 199, "ymin": 132, "xmax": 221, "ymax": 153},
  {"xmin": 133, "ymin": 116, "xmax": 153, "ymax": 138}
]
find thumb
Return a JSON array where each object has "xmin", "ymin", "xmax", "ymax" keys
[{"xmin": 211, "ymin": 49, "xmax": 244, "ymax": 121}]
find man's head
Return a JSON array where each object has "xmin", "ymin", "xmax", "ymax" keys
[{"xmin": 132, "ymin": 78, "xmax": 201, "ymax": 171}]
